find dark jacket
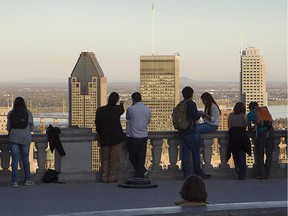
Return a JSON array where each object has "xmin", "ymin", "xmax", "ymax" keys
[
  {"xmin": 46, "ymin": 124, "xmax": 66, "ymax": 157},
  {"xmin": 180, "ymin": 99, "xmax": 201, "ymax": 135},
  {"xmin": 226, "ymin": 127, "xmax": 251, "ymax": 161},
  {"xmin": 95, "ymin": 104, "xmax": 125, "ymax": 146}
]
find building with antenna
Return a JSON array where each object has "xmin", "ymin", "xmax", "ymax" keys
[
  {"xmin": 69, "ymin": 51, "xmax": 107, "ymax": 170},
  {"xmin": 240, "ymin": 47, "xmax": 268, "ymax": 110}
]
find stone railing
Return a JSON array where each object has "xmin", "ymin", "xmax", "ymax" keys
[{"xmin": 0, "ymin": 129, "xmax": 286, "ymax": 182}]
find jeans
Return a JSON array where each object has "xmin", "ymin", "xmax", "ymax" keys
[
  {"xmin": 195, "ymin": 123, "xmax": 218, "ymax": 148},
  {"xmin": 9, "ymin": 142, "xmax": 31, "ymax": 183},
  {"xmin": 180, "ymin": 132, "xmax": 203, "ymax": 178},
  {"xmin": 255, "ymin": 128, "xmax": 275, "ymax": 177},
  {"xmin": 232, "ymin": 150, "xmax": 246, "ymax": 179},
  {"xmin": 126, "ymin": 137, "xmax": 148, "ymax": 178}
]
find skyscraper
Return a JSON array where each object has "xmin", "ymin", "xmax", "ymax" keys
[
  {"xmin": 240, "ymin": 47, "xmax": 268, "ymax": 110},
  {"xmin": 140, "ymin": 54, "xmax": 180, "ymax": 131},
  {"xmin": 69, "ymin": 51, "xmax": 107, "ymax": 170}
]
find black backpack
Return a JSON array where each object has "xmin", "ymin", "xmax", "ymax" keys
[
  {"xmin": 43, "ymin": 169, "xmax": 60, "ymax": 183},
  {"xmin": 10, "ymin": 108, "xmax": 29, "ymax": 129}
]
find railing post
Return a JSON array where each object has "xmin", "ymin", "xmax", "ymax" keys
[
  {"xmin": 167, "ymin": 139, "xmax": 179, "ymax": 170},
  {"xmin": 218, "ymin": 137, "xmax": 230, "ymax": 168},
  {"xmin": 203, "ymin": 137, "xmax": 213, "ymax": 170},
  {"xmin": 0, "ymin": 143, "xmax": 10, "ymax": 174},
  {"xmin": 150, "ymin": 138, "xmax": 163, "ymax": 170},
  {"xmin": 35, "ymin": 141, "xmax": 48, "ymax": 173},
  {"xmin": 271, "ymin": 137, "xmax": 281, "ymax": 168}
]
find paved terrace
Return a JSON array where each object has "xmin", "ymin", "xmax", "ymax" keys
[
  {"xmin": 0, "ymin": 129, "xmax": 287, "ymax": 215},
  {"xmin": 0, "ymin": 178, "xmax": 287, "ymax": 216}
]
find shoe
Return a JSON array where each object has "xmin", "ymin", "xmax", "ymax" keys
[
  {"xmin": 24, "ymin": 180, "xmax": 34, "ymax": 186},
  {"xmin": 144, "ymin": 171, "xmax": 149, "ymax": 179},
  {"xmin": 108, "ymin": 179, "xmax": 118, "ymax": 183},
  {"xmin": 199, "ymin": 173, "xmax": 211, "ymax": 179},
  {"xmin": 255, "ymin": 176, "xmax": 267, "ymax": 180},
  {"xmin": 10, "ymin": 182, "xmax": 18, "ymax": 188}
]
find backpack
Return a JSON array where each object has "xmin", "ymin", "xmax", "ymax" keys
[
  {"xmin": 172, "ymin": 100, "xmax": 191, "ymax": 131},
  {"xmin": 43, "ymin": 169, "xmax": 60, "ymax": 183},
  {"xmin": 255, "ymin": 106, "xmax": 273, "ymax": 128},
  {"xmin": 9, "ymin": 108, "xmax": 29, "ymax": 129}
]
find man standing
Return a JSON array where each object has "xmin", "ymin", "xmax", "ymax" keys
[
  {"xmin": 96, "ymin": 92, "xmax": 125, "ymax": 183},
  {"xmin": 126, "ymin": 92, "xmax": 151, "ymax": 178},
  {"xmin": 180, "ymin": 86, "xmax": 211, "ymax": 180},
  {"xmin": 247, "ymin": 101, "xmax": 275, "ymax": 179}
]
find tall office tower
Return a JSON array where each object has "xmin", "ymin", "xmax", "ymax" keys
[
  {"xmin": 69, "ymin": 52, "xmax": 107, "ymax": 170},
  {"xmin": 240, "ymin": 47, "xmax": 268, "ymax": 110},
  {"xmin": 140, "ymin": 54, "xmax": 180, "ymax": 131},
  {"xmin": 0, "ymin": 108, "xmax": 9, "ymax": 134}
]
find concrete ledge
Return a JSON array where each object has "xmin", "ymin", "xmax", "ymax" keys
[{"xmin": 45, "ymin": 201, "xmax": 287, "ymax": 216}]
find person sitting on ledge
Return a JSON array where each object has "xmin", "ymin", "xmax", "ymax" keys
[{"xmin": 175, "ymin": 175, "xmax": 208, "ymax": 206}]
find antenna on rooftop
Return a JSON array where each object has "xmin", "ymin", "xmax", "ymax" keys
[
  {"xmin": 152, "ymin": 3, "xmax": 155, "ymax": 55},
  {"xmin": 240, "ymin": 23, "xmax": 243, "ymax": 55}
]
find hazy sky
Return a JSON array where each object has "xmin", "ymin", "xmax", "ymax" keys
[{"xmin": 0, "ymin": 0, "xmax": 286, "ymax": 83}]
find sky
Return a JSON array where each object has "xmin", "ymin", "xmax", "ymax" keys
[{"xmin": 0, "ymin": 0, "xmax": 287, "ymax": 83}]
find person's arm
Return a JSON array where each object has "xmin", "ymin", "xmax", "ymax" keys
[
  {"xmin": 247, "ymin": 112, "xmax": 253, "ymax": 131},
  {"xmin": 204, "ymin": 104, "xmax": 219, "ymax": 123},
  {"xmin": 228, "ymin": 114, "xmax": 232, "ymax": 129},
  {"xmin": 126, "ymin": 107, "xmax": 131, "ymax": 120},
  {"xmin": 188, "ymin": 100, "xmax": 200, "ymax": 121},
  {"xmin": 95, "ymin": 108, "xmax": 101, "ymax": 134},
  {"xmin": 28, "ymin": 111, "xmax": 34, "ymax": 132},
  {"xmin": 117, "ymin": 103, "xmax": 125, "ymax": 116},
  {"xmin": 6, "ymin": 111, "xmax": 11, "ymax": 132},
  {"xmin": 243, "ymin": 114, "xmax": 248, "ymax": 129}
]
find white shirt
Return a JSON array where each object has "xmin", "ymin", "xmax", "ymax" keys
[
  {"xmin": 126, "ymin": 102, "xmax": 151, "ymax": 138},
  {"xmin": 204, "ymin": 103, "xmax": 220, "ymax": 126}
]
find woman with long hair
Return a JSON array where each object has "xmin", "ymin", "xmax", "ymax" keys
[
  {"xmin": 7, "ymin": 97, "xmax": 34, "ymax": 188},
  {"xmin": 196, "ymin": 92, "xmax": 221, "ymax": 151},
  {"xmin": 227, "ymin": 102, "xmax": 251, "ymax": 180}
]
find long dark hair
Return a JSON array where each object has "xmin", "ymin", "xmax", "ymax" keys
[
  {"xmin": 233, "ymin": 102, "xmax": 246, "ymax": 114},
  {"xmin": 13, "ymin": 97, "xmax": 27, "ymax": 110},
  {"xmin": 201, "ymin": 92, "xmax": 221, "ymax": 116}
]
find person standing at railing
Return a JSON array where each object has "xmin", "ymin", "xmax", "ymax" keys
[
  {"xmin": 196, "ymin": 92, "xmax": 221, "ymax": 152},
  {"xmin": 95, "ymin": 92, "xmax": 125, "ymax": 183},
  {"xmin": 7, "ymin": 96, "xmax": 34, "ymax": 188},
  {"xmin": 247, "ymin": 101, "xmax": 275, "ymax": 179},
  {"xmin": 179, "ymin": 87, "xmax": 211, "ymax": 180},
  {"xmin": 126, "ymin": 92, "xmax": 151, "ymax": 178},
  {"xmin": 227, "ymin": 102, "xmax": 251, "ymax": 180}
]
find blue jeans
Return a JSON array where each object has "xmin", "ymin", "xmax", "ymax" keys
[
  {"xmin": 255, "ymin": 128, "xmax": 275, "ymax": 177},
  {"xmin": 180, "ymin": 132, "xmax": 203, "ymax": 178},
  {"xmin": 232, "ymin": 150, "xmax": 246, "ymax": 179},
  {"xmin": 195, "ymin": 123, "xmax": 218, "ymax": 147},
  {"xmin": 9, "ymin": 142, "xmax": 31, "ymax": 182}
]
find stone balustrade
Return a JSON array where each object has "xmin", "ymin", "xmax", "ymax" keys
[{"xmin": 0, "ymin": 129, "xmax": 286, "ymax": 182}]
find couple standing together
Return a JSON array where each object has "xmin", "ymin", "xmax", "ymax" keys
[
  {"xmin": 179, "ymin": 86, "xmax": 221, "ymax": 180},
  {"xmin": 95, "ymin": 92, "xmax": 151, "ymax": 183}
]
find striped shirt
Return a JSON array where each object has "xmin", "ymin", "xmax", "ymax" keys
[{"xmin": 126, "ymin": 102, "xmax": 151, "ymax": 138}]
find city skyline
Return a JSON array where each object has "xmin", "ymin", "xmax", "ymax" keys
[{"xmin": 0, "ymin": 0, "xmax": 286, "ymax": 83}]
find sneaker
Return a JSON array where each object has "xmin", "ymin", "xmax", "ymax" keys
[
  {"xmin": 144, "ymin": 171, "xmax": 149, "ymax": 179},
  {"xmin": 24, "ymin": 180, "xmax": 34, "ymax": 186},
  {"xmin": 199, "ymin": 173, "xmax": 211, "ymax": 179},
  {"xmin": 10, "ymin": 182, "xmax": 18, "ymax": 188},
  {"xmin": 255, "ymin": 176, "xmax": 267, "ymax": 180}
]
